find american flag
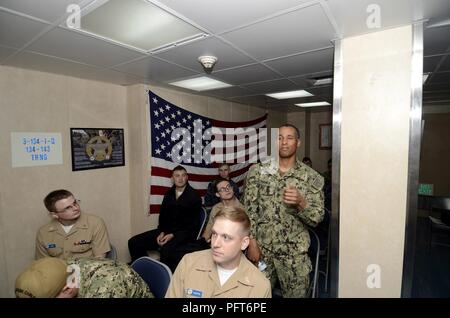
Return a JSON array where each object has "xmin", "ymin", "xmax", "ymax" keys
[{"xmin": 148, "ymin": 91, "xmax": 267, "ymax": 214}]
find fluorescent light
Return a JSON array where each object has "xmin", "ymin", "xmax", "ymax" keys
[
  {"xmin": 266, "ymin": 90, "xmax": 313, "ymax": 99},
  {"xmin": 313, "ymin": 78, "xmax": 332, "ymax": 85},
  {"xmin": 423, "ymin": 73, "xmax": 429, "ymax": 84},
  {"xmin": 295, "ymin": 101, "xmax": 331, "ymax": 107},
  {"xmin": 169, "ymin": 77, "xmax": 232, "ymax": 91}
]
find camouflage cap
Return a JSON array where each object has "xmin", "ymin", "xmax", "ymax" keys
[{"xmin": 15, "ymin": 257, "xmax": 68, "ymax": 298}]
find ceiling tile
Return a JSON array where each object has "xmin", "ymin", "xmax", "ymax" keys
[
  {"xmin": 206, "ymin": 86, "xmax": 254, "ymax": 98},
  {"xmin": 5, "ymin": 50, "xmax": 100, "ymax": 78},
  {"xmin": 221, "ymin": 4, "xmax": 336, "ymax": 60},
  {"xmin": 0, "ymin": 44, "xmax": 17, "ymax": 61},
  {"xmin": 212, "ymin": 64, "xmax": 281, "ymax": 85},
  {"xmin": 27, "ymin": 27, "xmax": 145, "ymax": 67},
  {"xmin": 424, "ymin": 25, "xmax": 450, "ymax": 56},
  {"xmin": 81, "ymin": 0, "xmax": 202, "ymax": 51},
  {"xmin": 230, "ymin": 95, "xmax": 269, "ymax": 107},
  {"xmin": 428, "ymin": 71, "xmax": 450, "ymax": 84},
  {"xmin": 424, "ymin": 55, "xmax": 444, "ymax": 73},
  {"xmin": 265, "ymin": 48, "xmax": 334, "ymax": 77},
  {"xmin": 113, "ymin": 56, "xmax": 199, "ymax": 82},
  {"xmin": 0, "ymin": 0, "xmax": 90, "ymax": 22},
  {"xmin": 80, "ymin": 68, "xmax": 144, "ymax": 86},
  {"xmin": 242, "ymin": 79, "xmax": 299, "ymax": 94},
  {"xmin": 155, "ymin": 37, "xmax": 254, "ymax": 72},
  {"xmin": 438, "ymin": 55, "xmax": 450, "ymax": 72},
  {"xmin": 158, "ymin": 0, "xmax": 315, "ymax": 33},
  {"xmin": 0, "ymin": 10, "xmax": 49, "ymax": 48}
]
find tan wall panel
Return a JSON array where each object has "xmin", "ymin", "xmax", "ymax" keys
[
  {"xmin": 0, "ymin": 66, "xmax": 130, "ymax": 297},
  {"xmin": 339, "ymin": 26, "xmax": 412, "ymax": 297}
]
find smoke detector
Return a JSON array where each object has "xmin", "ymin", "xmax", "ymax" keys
[{"xmin": 198, "ymin": 55, "xmax": 218, "ymax": 74}]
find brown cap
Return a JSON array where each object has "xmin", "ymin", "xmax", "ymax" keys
[{"xmin": 15, "ymin": 257, "xmax": 68, "ymax": 298}]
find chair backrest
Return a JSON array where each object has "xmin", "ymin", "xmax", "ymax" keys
[
  {"xmin": 196, "ymin": 207, "xmax": 208, "ymax": 240},
  {"xmin": 106, "ymin": 244, "xmax": 117, "ymax": 260},
  {"xmin": 131, "ymin": 256, "xmax": 172, "ymax": 298},
  {"xmin": 307, "ymin": 228, "xmax": 320, "ymax": 298}
]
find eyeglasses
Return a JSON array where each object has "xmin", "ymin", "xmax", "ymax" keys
[
  {"xmin": 218, "ymin": 185, "xmax": 231, "ymax": 193},
  {"xmin": 54, "ymin": 199, "xmax": 80, "ymax": 213}
]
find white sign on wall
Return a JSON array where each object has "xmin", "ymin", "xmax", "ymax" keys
[{"xmin": 11, "ymin": 132, "xmax": 63, "ymax": 167}]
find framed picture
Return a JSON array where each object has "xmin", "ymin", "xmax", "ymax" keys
[
  {"xmin": 70, "ymin": 128, "xmax": 125, "ymax": 171},
  {"xmin": 319, "ymin": 124, "xmax": 332, "ymax": 149}
]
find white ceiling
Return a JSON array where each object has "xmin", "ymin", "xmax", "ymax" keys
[{"xmin": 1, "ymin": 0, "xmax": 449, "ymax": 112}]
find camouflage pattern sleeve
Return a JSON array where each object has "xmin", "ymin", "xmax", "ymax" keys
[
  {"xmin": 298, "ymin": 172, "xmax": 325, "ymax": 227},
  {"xmin": 243, "ymin": 164, "xmax": 261, "ymax": 239},
  {"xmin": 74, "ymin": 259, "xmax": 153, "ymax": 298}
]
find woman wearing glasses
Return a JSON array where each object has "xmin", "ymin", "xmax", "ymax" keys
[{"xmin": 35, "ymin": 189, "xmax": 111, "ymax": 260}]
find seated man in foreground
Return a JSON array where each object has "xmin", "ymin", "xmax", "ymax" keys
[{"xmin": 165, "ymin": 206, "xmax": 271, "ymax": 298}]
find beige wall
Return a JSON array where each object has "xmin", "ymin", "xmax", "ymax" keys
[
  {"xmin": 339, "ymin": 26, "xmax": 412, "ymax": 297},
  {"xmin": 288, "ymin": 110, "xmax": 332, "ymax": 172},
  {"xmin": 419, "ymin": 113, "xmax": 450, "ymax": 196},
  {"xmin": 0, "ymin": 66, "xmax": 132, "ymax": 297},
  {"xmin": 0, "ymin": 65, "xmax": 288, "ymax": 297}
]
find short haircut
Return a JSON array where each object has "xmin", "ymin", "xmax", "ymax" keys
[
  {"xmin": 44, "ymin": 189, "xmax": 73, "ymax": 212},
  {"xmin": 213, "ymin": 178, "xmax": 231, "ymax": 192},
  {"xmin": 172, "ymin": 165, "xmax": 187, "ymax": 174},
  {"xmin": 280, "ymin": 123, "xmax": 300, "ymax": 139},
  {"xmin": 212, "ymin": 206, "xmax": 250, "ymax": 236},
  {"xmin": 218, "ymin": 163, "xmax": 230, "ymax": 169}
]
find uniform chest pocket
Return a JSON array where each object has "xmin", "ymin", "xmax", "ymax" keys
[
  {"xmin": 259, "ymin": 184, "xmax": 276, "ymax": 197},
  {"xmin": 47, "ymin": 246, "xmax": 63, "ymax": 257},
  {"xmin": 71, "ymin": 242, "xmax": 92, "ymax": 253}
]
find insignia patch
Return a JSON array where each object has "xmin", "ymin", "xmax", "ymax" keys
[
  {"xmin": 312, "ymin": 175, "xmax": 324, "ymax": 191},
  {"xmin": 74, "ymin": 240, "xmax": 91, "ymax": 246},
  {"xmin": 186, "ymin": 288, "xmax": 203, "ymax": 298}
]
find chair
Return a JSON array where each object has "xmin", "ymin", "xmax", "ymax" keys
[
  {"xmin": 429, "ymin": 205, "xmax": 450, "ymax": 248},
  {"xmin": 147, "ymin": 207, "xmax": 208, "ymax": 260},
  {"xmin": 318, "ymin": 208, "xmax": 331, "ymax": 293},
  {"xmin": 106, "ymin": 244, "xmax": 118, "ymax": 260},
  {"xmin": 307, "ymin": 227, "xmax": 320, "ymax": 298},
  {"xmin": 196, "ymin": 207, "xmax": 208, "ymax": 240},
  {"xmin": 131, "ymin": 256, "xmax": 172, "ymax": 298}
]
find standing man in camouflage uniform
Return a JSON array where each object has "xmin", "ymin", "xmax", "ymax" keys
[
  {"xmin": 15, "ymin": 257, "xmax": 153, "ymax": 298},
  {"xmin": 243, "ymin": 124, "xmax": 324, "ymax": 298}
]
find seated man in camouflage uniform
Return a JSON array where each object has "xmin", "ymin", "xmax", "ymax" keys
[
  {"xmin": 244, "ymin": 124, "xmax": 324, "ymax": 298},
  {"xmin": 15, "ymin": 257, "xmax": 154, "ymax": 298}
]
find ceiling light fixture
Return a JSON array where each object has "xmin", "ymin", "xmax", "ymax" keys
[
  {"xmin": 295, "ymin": 101, "xmax": 331, "ymax": 107},
  {"xmin": 266, "ymin": 90, "xmax": 313, "ymax": 99},
  {"xmin": 169, "ymin": 76, "xmax": 231, "ymax": 91},
  {"xmin": 313, "ymin": 78, "xmax": 332, "ymax": 85}
]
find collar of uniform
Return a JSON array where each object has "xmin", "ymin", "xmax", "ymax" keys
[
  {"xmin": 233, "ymin": 254, "xmax": 257, "ymax": 287},
  {"xmin": 283, "ymin": 159, "xmax": 307, "ymax": 179},
  {"xmin": 47, "ymin": 213, "xmax": 88, "ymax": 232},
  {"xmin": 194, "ymin": 251, "xmax": 257, "ymax": 288}
]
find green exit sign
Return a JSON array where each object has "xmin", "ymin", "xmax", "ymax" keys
[{"xmin": 419, "ymin": 183, "xmax": 433, "ymax": 196}]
